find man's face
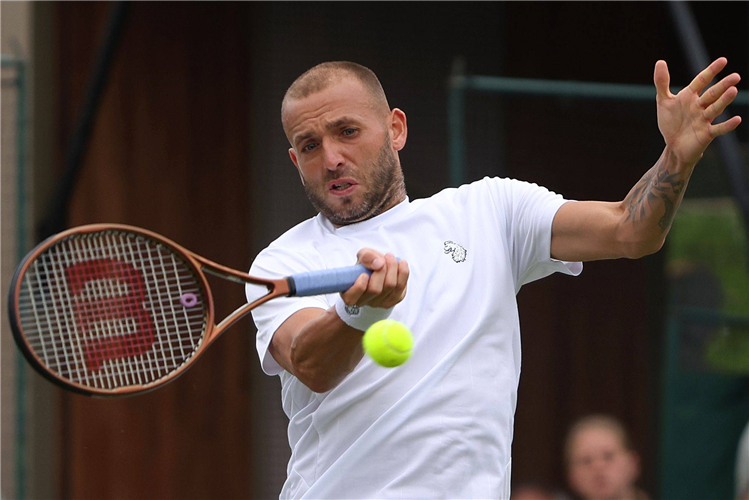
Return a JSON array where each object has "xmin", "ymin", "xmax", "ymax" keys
[
  {"xmin": 283, "ymin": 78, "xmax": 406, "ymax": 226},
  {"xmin": 567, "ymin": 427, "xmax": 639, "ymax": 500}
]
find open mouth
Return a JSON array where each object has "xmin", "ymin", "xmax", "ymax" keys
[{"xmin": 328, "ymin": 179, "xmax": 358, "ymax": 195}]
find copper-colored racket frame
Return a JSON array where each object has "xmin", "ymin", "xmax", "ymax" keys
[{"xmin": 9, "ymin": 224, "xmax": 291, "ymax": 397}]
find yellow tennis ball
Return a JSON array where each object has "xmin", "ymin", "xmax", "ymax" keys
[{"xmin": 363, "ymin": 319, "xmax": 413, "ymax": 367}]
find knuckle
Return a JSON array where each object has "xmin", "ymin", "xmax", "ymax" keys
[
  {"xmin": 357, "ymin": 247, "xmax": 378, "ymax": 261},
  {"xmin": 350, "ymin": 278, "xmax": 368, "ymax": 294}
]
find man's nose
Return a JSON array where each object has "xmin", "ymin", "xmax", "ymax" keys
[{"xmin": 322, "ymin": 140, "xmax": 345, "ymax": 170}]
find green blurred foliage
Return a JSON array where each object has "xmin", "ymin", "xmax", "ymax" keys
[{"xmin": 668, "ymin": 198, "xmax": 749, "ymax": 373}]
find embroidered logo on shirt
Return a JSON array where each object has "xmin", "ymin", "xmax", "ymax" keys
[
  {"xmin": 345, "ymin": 304, "xmax": 361, "ymax": 316},
  {"xmin": 444, "ymin": 241, "xmax": 467, "ymax": 263}
]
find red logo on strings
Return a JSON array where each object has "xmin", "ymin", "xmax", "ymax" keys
[{"xmin": 66, "ymin": 258, "xmax": 155, "ymax": 371}]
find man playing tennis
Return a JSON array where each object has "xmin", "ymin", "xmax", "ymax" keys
[{"xmin": 249, "ymin": 59, "xmax": 741, "ymax": 498}]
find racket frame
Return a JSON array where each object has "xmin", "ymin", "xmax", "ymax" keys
[{"xmin": 9, "ymin": 223, "xmax": 292, "ymax": 397}]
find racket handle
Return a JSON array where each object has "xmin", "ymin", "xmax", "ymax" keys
[{"xmin": 288, "ymin": 264, "xmax": 371, "ymax": 297}]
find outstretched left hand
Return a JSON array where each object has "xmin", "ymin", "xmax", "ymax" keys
[{"xmin": 655, "ymin": 57, "xmax": 742, "ymax": 165}]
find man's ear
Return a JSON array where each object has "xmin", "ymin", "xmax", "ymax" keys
[
  {"xmin": 389, "ymin": 108, "xmax": 408, "ymax": 151},
  {"xmin": 289, "ymin": 148, "xmax": 305, "ymax": 185}
]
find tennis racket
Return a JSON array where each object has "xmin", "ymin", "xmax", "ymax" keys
[{"xmin": 8, "ymin": 224, "xmax": 371, "ymax": 397}]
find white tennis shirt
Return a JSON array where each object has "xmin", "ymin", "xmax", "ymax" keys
[{"xmin": 249, "ymin": 177, "xmax": 582, "ymax": 499}]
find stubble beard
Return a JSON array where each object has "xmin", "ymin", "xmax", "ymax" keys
[{"xmin": 303, "ymin": 137, "xmax": 406, "ymax": 226}]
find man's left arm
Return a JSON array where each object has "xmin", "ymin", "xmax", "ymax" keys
[{"xmin": 551, "ymin": 57, "xmax": 742, "ymax": 262}]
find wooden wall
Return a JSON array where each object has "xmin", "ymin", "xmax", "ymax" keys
[{"xmin": 55, "ymin": 3, "xmax": 254, "ymax": 498}]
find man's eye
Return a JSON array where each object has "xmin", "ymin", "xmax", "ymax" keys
[
  {"xmin": 343, "ymin": 128, "xmax": 357, "ymax": 136},
  {"xmin": 302, "ymin": 143, "xmax": 317, "ymax": 152}
]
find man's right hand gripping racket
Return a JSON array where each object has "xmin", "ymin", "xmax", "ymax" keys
[{"xmin": 8, "ymin": 224, "xmax": 370, "ymax": 397}]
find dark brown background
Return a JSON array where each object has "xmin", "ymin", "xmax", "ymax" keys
[{"xmin": 42, "ymin": 2, "xmax": 748, "ymax": 498}]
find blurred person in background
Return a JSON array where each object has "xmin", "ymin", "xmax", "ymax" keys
[
  {"xmin": 737, "ymin": 419, "xmax": 749, "ymax": 500},
  {"xmin": 565, "ymin": 415, "xmax": 650, "ymax": 500}
]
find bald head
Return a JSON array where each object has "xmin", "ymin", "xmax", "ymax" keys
[{"xmin": 281, "ymin": 61, "xmax": 390, "ymax": 130}]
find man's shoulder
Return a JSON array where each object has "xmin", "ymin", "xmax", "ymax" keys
[
  {"xmin": 428, "ymin": 176, "xmax": 511, "ymax": 197},
  {"xmin": 427, "ymin": 176, "xmax": 555, "ymax": 205},
  {"xmin": 421, "ymin": 176, "xmax": 509, "ymax": 207}
]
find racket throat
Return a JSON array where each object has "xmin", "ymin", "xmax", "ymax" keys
[
  {"xmin": 203, "ymin": 267, "xmax": 247, "ymax": 284},
  {"xmin": 286, "ymin": 277, "xmax": 297, "ymax": 296}
]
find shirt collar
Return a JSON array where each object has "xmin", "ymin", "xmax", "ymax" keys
[{"xmin": 317, "ymin": 197, "xmax": 411, "ymax": 234}]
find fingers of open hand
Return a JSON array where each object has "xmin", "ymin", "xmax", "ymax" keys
[
  {"xmin": 703, "ymin": 85, "xmax": 739, "ymax": 121},
  {"xmin": 699, "ymin": 77, "xmax": 741, "ymax": 138},
  {"xmin": 710, "ymin": 115, "xmax": 742, "ymax": 138},
  {"xmin": 654, "ymin": 60, "xmax": 671, "ymax": 100},
  {"xmin": 688, "ymin": 57, "xmax": 728, "ymax": 94},
  {"xmin": 699, "ymin": 73, "xmax": 741, "ymax": 107},
  {"xmin": 681, "ymin": 61, "xmax": 741, "ymax": 139}
]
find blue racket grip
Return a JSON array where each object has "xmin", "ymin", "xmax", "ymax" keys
[{"xmin": 288, "ymin": 264, "xmax": 371, "ymax": 297}]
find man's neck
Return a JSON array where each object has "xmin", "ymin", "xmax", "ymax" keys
[{"xmin": 331, "ymin": 189, "xmax": 407, "ymax": 228}]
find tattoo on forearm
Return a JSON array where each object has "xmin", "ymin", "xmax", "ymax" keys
[{"xmin": 624, "ymin": 160, "xmax": 685, "ymax": 232}]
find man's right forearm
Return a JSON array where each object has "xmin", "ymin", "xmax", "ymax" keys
[
  {"xmin": 285, "ymin": 307, "xmax": 365, "ymax": 393},
  {"xmin": 269, "ymin": 250, "xmax": 408, "ymax": 393}
]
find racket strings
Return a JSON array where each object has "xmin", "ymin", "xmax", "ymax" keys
[{"xmin": 17, "ymin": 231, "xmax": 208, "ymax": 390}]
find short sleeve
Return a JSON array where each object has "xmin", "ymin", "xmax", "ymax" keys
[
  {"xmin": 486, "ymin": 177, "xmax": 583, "ymax": 290},
  {"xmin": 249, "ymin": 247, "xmax": 329, "ymax": 376}
]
